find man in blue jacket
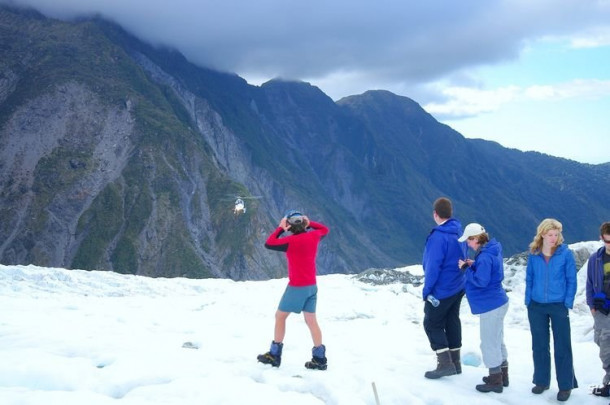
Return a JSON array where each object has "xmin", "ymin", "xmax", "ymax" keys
[
  {"xmin": 422, "ymin": 197, "xmax": 466, "ymax": 379},
  {"xmin": 587, "ymin": 222, "xmax": 610, "ymax": 398}
]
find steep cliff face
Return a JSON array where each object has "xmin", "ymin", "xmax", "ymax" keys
[
  {"xmin": 118, "ymin": 36, "xmax": 396, "ymax": 274},
  {"xmin": 0, "ymin": 8, "xmax": 290, "ymax": 279},
  {"xmin": 0, "ymin": 76, "xmax": 240, "ymax": 278},
  {"xmin": 0, "ymin": 82, "xmax": 133, "ymax": 266}
]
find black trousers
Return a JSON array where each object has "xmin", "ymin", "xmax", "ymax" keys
[{"xmin": 423, "ymin": 290, "xmax": 465, "ymax": 351}]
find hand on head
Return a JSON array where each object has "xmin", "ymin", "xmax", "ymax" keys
[{"xmin": 280, "ymin": 215, "xmax": 310, "ymax": 232}]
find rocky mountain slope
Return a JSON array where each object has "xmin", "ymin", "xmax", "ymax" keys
[{"xmin": 1, "ymin": 6, "xmax": 608, "ymax": 279}]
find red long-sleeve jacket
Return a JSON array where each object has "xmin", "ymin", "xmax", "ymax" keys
[{"xmin": 264, "ymin": 221, "xmax": 329, "ymax": 286}]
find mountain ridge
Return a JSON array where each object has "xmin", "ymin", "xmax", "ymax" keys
[{"xmin": 0, "ymin": 5, "xmax": 608, "ymax": 279}]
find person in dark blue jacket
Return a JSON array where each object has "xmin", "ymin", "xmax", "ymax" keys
[
  {"xmin": 422, "ymin": 197, "xmax": 466, "ymax": 379},
  {"xmin": 586, "ymin": 222, "xmax": 610, "ymax": 398},
  {"xmin": 458, "ymin": 223, "xmax": 509, "ymax": 394},
  {"xmin": 525, "ymin": 218, "xmax": 578, "ymax": 402}
]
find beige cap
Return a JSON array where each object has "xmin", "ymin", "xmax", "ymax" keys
[{"xmin": 458, "ymin": 223, "xmax": 486, "ymax": 242}]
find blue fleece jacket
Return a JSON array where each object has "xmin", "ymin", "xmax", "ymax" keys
[
  {"xmin": 422, "ymin": 218, "xmax": 466, "ymax": 300},
  {"xmin": 586, "ymin": 246, "xmax": 607, "ymax": 308},
  {"xmin": 464, "ymin": 238, "xmax": 508, "ymax": 314},
  {"xmin": 525, "ymin": 243, "xmax": 577, "ymax": 309}
]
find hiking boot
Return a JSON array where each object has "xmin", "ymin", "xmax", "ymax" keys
[
  {"xmin": 257, "ymin": 341, "xmax": 283, "ymax": 367},
  {"xmin": 257, "ymin": 352, "xmax": 281, "ymax": 367},
  {"xmin": 476, "ymin": 371, "xmax": 503, "ymax": 393},
  {"xmin": 592, "ymin": 383, "xmax": 610, "ymax": 397},
  {"xmin": 304, "ymin": 356, "xmax": 327, "ymax": 370},
  {"xmin": 557, "ymin": 390, "xmax": 571, "ymax": 401},
  {"xmin": 424, "ymin": 349, "xmax": 457, "ymax": 379},
  {"xmin": 483, "ymin": 361, "xmax": 508, "ymax": 387},
  {"xmin": 449, "ymin": 348, "xmax": 461, "ymax": 374},
  {"xmin": 531, "ymin": 385, "xmax": 549, "ymax": 394},
  {"xmin": 305, "ymin": 344, "xmax": 327, "ymax": 370}
]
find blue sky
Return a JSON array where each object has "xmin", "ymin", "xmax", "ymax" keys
[
  {"xmin": 428, "ymin": 38, "xmax": 610, "ymax": 163},
  {"xmin": 3, "ymin": 0, "xmax": 610, "ymax": 163}
]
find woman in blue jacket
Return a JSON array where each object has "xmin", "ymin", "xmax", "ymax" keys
[
  {"xmin": 525, "ymin": 218, "xmax": 578, "ymax": 402},
  {"xmin": 458, "ymin": 223, "xmax": 509, "ymax": 394}
]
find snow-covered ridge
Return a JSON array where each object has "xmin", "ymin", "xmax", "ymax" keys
[{"xmin": 0, "ymin": 264, "xmax": 239, "ymax": 298}]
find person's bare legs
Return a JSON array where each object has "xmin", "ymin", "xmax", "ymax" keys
[
  {"xmin": 274, "ymin": 310, "xmax": 290, "ymax": 342},
  {"xmin": 304, "ymin": 311, "xmax": 322, "ymax": 347}
]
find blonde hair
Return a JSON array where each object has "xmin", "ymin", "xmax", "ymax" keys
[{"xmin": 529, "ymin": 218, "xmax": 564, "ymax": 254}]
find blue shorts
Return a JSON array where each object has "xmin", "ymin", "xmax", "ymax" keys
[{"xmin": 278, "ymin": 285, "xmax": 318, "ymax": 313}]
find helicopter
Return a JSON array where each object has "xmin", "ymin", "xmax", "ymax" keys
[
  {"xmin": 227, "ymin": 195, "xmax": 262, "ymax": 215},
  {"xmin": 234, "ymin": 198, "xmax": 246, "ymax": 214}
]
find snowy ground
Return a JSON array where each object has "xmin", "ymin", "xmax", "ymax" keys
[{"xmin": 0, "ymin": 241, "xmax": 607, "ymax": 405}]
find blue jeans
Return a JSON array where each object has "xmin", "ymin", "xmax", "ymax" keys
[{"xmin": 527, "ymin": 301, "xmax": 578, "ymax": 390}]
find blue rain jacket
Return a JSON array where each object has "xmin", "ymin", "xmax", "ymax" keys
[
  {"xmin": 422, "ymin": 218, "xmax": 466, "ymax": 300},
  {"xmin": 464, "ymin": 238, "xmax": 508, "ymax": 314},
  {"xmin": 525, "ymin": 244, "xmax": 577, "ymax": 309}
]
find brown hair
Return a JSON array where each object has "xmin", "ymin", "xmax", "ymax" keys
[
  {"xmin": 290, "ymin": 223, "xmax": 307, "ymax": 234},
  {"xmin": 529, "ymin": 218, "xmax": 564, "ymax": 254},
  {"xmin": 471, "ymin": 233, "xmax": 490, "ymax": 245},
  {"xmin": 600, "ymin": 222, "xmax": 610, "ymax": 236},
  {"xmin": 433, "ymin": 197, "xmax": 453, "ymax": 220}
]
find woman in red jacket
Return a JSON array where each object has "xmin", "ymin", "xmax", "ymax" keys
[{"xmin": 257, "ymin": 210, "xmax": 329, "ymax": 370}]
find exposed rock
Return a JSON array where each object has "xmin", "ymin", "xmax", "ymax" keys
[{"xmin": 355, "ymin": 268, "xmax": 424, "ymax": 286}]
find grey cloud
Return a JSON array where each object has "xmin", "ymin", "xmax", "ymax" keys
[{"xmin": 3, "ymin": 0, "xmax": 610, "ymax": 97}]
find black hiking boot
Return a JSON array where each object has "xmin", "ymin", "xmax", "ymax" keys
[
  {"xmin": 257, "ymin": 341, "xmax": 283, "ymax": 367},
  {"xmin": 592, "ymin": 383, "xmax": 610, "ymax": 397},
  {"xmin": 557, "ymin": 389, "xmax": 571, "ymax": 401},
  {"xmin": 305, "ymin": 344, "xmax": 327, "ymax": 370},
  {"xmin": 305, "ymin": 356, "xmax": 327, "ymax": 370},
  {"xmin": 257, "ymin": 352, "xmax": 281, "ymax": 367},
  {"xmin": 531, "ymin": 385, "xmax": 549, "ymax": 394}
]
